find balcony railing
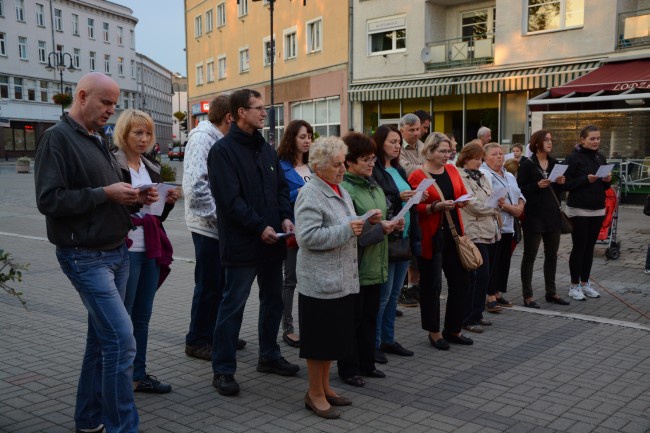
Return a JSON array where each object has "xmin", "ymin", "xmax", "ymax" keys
[
  {"xmin": 617, "ymin": 9, "xmax": 650, "ymax": 50},
  {"xmin": 424, "ymin": 33, "xmax": 494, "ymax": 70}
]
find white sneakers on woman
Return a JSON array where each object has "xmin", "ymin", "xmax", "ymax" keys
[{"xmin": 569, "ymin": 282, "xmax": 600, "ymax": 300}]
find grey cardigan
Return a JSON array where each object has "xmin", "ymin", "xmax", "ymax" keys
[{"xmin": 295, "ymin": 176, "xmax": 360, "ymax": 299}]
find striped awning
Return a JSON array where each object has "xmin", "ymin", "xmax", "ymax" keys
[
  {"xmin": 455, "ymin": 62, "xmax": 600, "ymax": 94},
  {"xmin": 349, "ymin": 61, "xmax": 601, "ymax": 101},
  {"xmin": 348, "ymin": 77, "xmax": 456, "ymax": 102}
]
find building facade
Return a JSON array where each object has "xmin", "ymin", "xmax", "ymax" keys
[
  {"xmin": 184, "ymin": 0, "xmax": 350, "ymax": 146},
  {"xmin": 0, "ymin": 0, "xmax": 139, "ymax": 158},
  {"xmin": 350, "ymin": 0, "xmax": 650, "ymax": 158},
  {"xmin": 136, "ymin": 52, "xmax": 173, "ymax": 147},
  {"xmin": 171, "ymin": 73, "xmax": 188, "ymax": 145}
]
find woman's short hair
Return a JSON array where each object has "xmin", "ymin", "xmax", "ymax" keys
[
  {"xmin": 529, "ymin": 129, "xmax": 550, "ymax": 154},
  {"xmin": 456, "ymin": 142, "xmax": 484, "ymax": 168},
  {"xmin": 113, "ymin": 109, "xmax": 155, "ymax": 152},
  {"xmin": 373, "ymin": 125, "xmax": 403, "ymax": 168},
  {"xmin": 343, "ymin": 132, "xmax": 376, "ymax": 164},
  {"xmin": 421, "ymin": 132, "xmax": 451, "ymax": 158},
  {"xmin": 580, "ymin": 124, "xmax": 599, "ymax": 139},
  {"xmin": 277, "ymin": 119, "xmax": 313, "ymax": 164},
  {"xmin": 504, "ymin": 158, "xmax": 519, "ymax": 175},
  {"xmin": 308, "ymin": 136, "xmax": 347, "ymax": 172}
]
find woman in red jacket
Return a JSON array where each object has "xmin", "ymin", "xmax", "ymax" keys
[{"xmin": 408, "ymin": 133, "xmax": 473, "ymax": 350}]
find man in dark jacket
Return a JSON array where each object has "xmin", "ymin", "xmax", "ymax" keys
[
  {"xmin": 35, "ymin": 72, "xmax": 157, "ymax": 433},
  {"xmin": 208, "ymin": 89, "xmax": 299, "ymax": 396}
]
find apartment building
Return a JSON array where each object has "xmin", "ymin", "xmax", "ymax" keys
[
  {"xmin": 184, "ymin": 0, "xmax": 349, "ymax": 146},
  {"xmin": 351, "ymin": 0, "xmax": 650, "ymax": 158},
  {"xmin": 136, "ymin": 52, "xmax": 173, "ymax": 146}
]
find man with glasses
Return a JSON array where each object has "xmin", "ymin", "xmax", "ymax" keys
[{"xmin": 207, "ymin": 89, "xmax": 299, "ymax": 396}]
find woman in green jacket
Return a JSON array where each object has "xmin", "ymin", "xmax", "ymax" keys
[{"xmin": 337, "ymin": 132, "xmax": 404, "ymax": 387}]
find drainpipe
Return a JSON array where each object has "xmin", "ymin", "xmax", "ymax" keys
[{"xmin": 347, "ymin": 0, "xmax": 353, "ymax": 131}]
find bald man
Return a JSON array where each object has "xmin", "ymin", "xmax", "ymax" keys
[{"xmin": 35, "ymin": 72, "xmax": 155, "ymax": 433}]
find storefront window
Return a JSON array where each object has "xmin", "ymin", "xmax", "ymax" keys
[
  {"xmin": 261, "ymin": 104, "xmax": 284, "ymax": 146},
  {"xmin": 3, "ymin": 128, "xmax": 14, "ymax": 150},
  {"xmin": 379, "ymin": 100, "xmax": 400, "ymax": 122},
  {"xmin": 402, "ymin": 98, "xmax": 430, "ymax": 116},
  {"xmin": 291, "ymin": 97, "xmax": 340, "ymax": 138},
  {"xmin": 362, "ymin": 102, "xmax": 379, "ymax": 135},
  {"xmin": 465, "ymin": 93, "xmax": 498, "ymax": 144}
]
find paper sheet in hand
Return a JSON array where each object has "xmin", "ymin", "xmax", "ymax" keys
[
  {"xmin": 415, "ymin": 178, "xmax": 435, "ymax": 192},
  {"xmin": 453, "ymin": 193, "xmax": 473, "ymax": 203},
  {"xmin": 504, "ymin": 152, "xmax": 515, "ymax": 161},
  {"xmin": 134, "ymin": 183, "xmax": 157, "ymax": 192},
  {"xmin": 391, "ymin": 191, "xmax": 423, "ymax": 221},
  {"xmin": 142, "ymin": 183, "xmax": 177, "ymax": 216},
  {"xmin": 356, "ymin": 209, "xmax": 379, "ymax": 222},
  {"xmin": 486, "ymin": 186, "xmax": 507, "ymax": 209},
  {"xmin": 548, "ymin": 164, "xmax": 568, "ymax": 182},
  {"xmin": 595, "ymin": 164, "xmax": 614, "ymax": 178},
  {"xmin": 277, "ymin": 232, "xmax": 295, "ymax": 238}
]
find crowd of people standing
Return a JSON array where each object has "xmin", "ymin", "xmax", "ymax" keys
[{"xmin": 34, "ymin": 72, "xmax": 619, "ymax": 432}]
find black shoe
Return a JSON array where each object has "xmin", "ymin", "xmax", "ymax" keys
[
  {"xmin": 395, "ymin": 309, "xmax": 404, "ymax": 317},
  {"xmin": 428, "ymin": 334, "xmax": 450, "ymax": 351},
  {"xmin": 375, "ymin": 348, "xmax": 388, "ymax": 364},
  {"xmin": 442, "ymin": 329, "xmax": 473, "ymax": 345},
  {"xmin": 380, "ymin": 341, "xmax": 414, "ymax": 357},
  {"xmin": 213, "ymin": 374, "xmax": 239, "ymax": 396},
  {"xmin": 398, "ymin": 292, "xmax": 419, "ymax": 307},
  {"xmin": 256, "ymin": 356, "xmax": 300, "ymax": 376},
  {"xmin": 495, "ymin": 296, "xmax": 513, "ymax": 307},
  {"xmin": 134, "ymin": 374, "xmax": 172, "ymax": 394},
  {"xmin": 237, "ymin": 339, "xmax": 247, "ymax": 350},
  {"xmin": 524, "ymin": 299, "xmax": 541, "ymax": 309},
  {"xmin": 545, "ymin": 295, "xmax": 570, "ymax": 305},
  {"xmin": 185, "ymin": 343, "xmax": 211, "ymax": 360},
  {"xmin": 360, "ymin": 368, "xmax": 386, "ymax": 378},
  {"xmin": 75, "ymin": 426, "xmax": 104, "ymax": 433},
  {"xmin": 282, "ymin": 332, "xmax": 300, "ymax": 348},
  {"xmin": 342, "ymin": 375, "xmax": 365, "ymax": 387}
]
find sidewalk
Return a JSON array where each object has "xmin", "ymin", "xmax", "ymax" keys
[{"xmin": 0, "ymin": 170, "xmax": 648, "ymax": 433}]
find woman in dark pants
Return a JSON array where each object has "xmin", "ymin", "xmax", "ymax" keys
[
  {"xmin": 517, "ymin": 129, "xmax": 568, "ymax": 308},
  {"xmin": 564, "ymin": 125, "xmax": 612, "ymax": 300},
  {"xmin": 408, "ymin": 133, "xmax": 472, "ymax": 350}
]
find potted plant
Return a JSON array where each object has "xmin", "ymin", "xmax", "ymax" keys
[
  {"xmin": 53, "ymin": 92, "xmax": 73, "ymax": 109},
  {"xmin": 1, "ymin": 250, "xmax": 29, "ymax": 310},
  {"xmin": 16, "ymin": 156, "xmax": 31, "ymax": 174}
]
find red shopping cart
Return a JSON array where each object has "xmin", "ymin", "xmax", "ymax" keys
[{"xmin": 597, "ymin": 186, "xmax": 621, "ymax": 259}]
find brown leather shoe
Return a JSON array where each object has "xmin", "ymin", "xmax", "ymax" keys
[
  {"xmin": 305, "ymin": 393, "xmax": 340, "ymax": 419},
  {"xmin": 326, "ymin": 394, "xmax": 352, "ymax": 406}
]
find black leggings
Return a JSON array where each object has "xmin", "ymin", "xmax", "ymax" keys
[{"xmin": 568, "ymin": 215, "xmax": 605, "ymax": 283}]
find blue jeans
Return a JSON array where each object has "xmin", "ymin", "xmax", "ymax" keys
[
  {"xmin": 124, "ymin": 252, "xmax": 160, "ymax": 382},
  {"xmin": 186, "ymin": 232, "xmax": 224, "ymax": 346},
  {"xmin": 212, "ymin": 261, "xmax": 283, "ymax": 375},
  {"xmin": 376, "ymin": 259, "xmax": 409, "ymax": 346},
  {"xmin": 56, "ymin": 244, "xmax": 139, "ymax": 433}
]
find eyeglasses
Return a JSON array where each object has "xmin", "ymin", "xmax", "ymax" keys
[
  {"xmin": 544, "ymin": 138, "xmax": 553, "ymax": 142},
  {"xmin": 436, "ymin": 149, "xmax": 452, "ymax": 154},
  {"xmin": 244, "ymin": 106, "xmax": 267, "ymax": 113},
  {"xmin": 359, "ymin": 156, "xmax": 377, "ymax": 164}
]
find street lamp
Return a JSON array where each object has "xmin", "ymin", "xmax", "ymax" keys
[
  {"xmin": 45, "ymin": 51, "xmax": 76, "ymax": 115},
  {"xmin": 171, "ymin": 82, "xmax": 185, "ymax": 139}
]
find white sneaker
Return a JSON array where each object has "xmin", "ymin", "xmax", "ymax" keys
[
  {"xmin": 568, "ymin": 284, "xmax": 586, "ymax": 301},
  {"xmin": 644, "ymin": 269, "xmax": 650, "ymax": 275},
  {"xmin": 581, "ymin": 281, "xmax": 600, "ymax": 298}
]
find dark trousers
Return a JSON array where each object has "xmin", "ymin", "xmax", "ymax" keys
[
  {"xmin": 464, "ymin": 241, "xmax": 496, "ymax": 326},
  {"xmin": 569, "ymin": 215, "xmax": 605, "ymax": 283},
  {"xmin": 281, "ymin": 247, "xmax": 298, "ymax": 334},
  {"xmin": 418, "ymin": 228, "xmax": 469, "ymax": 334},
  {"xmin": 521, "ymin": 230, "xmax": 561, "ymax": 299},
  {"xmin": 490, "ymin": 233, "xmax": 515, "ymax": 294},
  {"xmin": 337, "ymin": 284, "xmax": 380, "ymax": 378},
  {"xmin": 186, "ymin": 232, "xmax": 224, "ymax": 346}
]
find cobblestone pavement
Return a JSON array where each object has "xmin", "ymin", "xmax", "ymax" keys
[{"xmin": 0, "ymin": 167, "xmax": 649, "ymax": 433}]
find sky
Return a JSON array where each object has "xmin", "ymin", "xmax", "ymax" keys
[{"xmin": 118, "ymin": 0, "xmax": 187, "ymax": 76}]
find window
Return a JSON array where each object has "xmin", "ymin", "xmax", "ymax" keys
[
  {"xmin": 307, "ymin": 18, "xmax": 322, "ymax": 53},
  {"xmin": 72, "ymin": 14, "xmax": 79, "ymax": 35},
  {"xmin": 36, "ymin": 4, "xmax": 44, "ymax": 27},
  {"xmin": 196, "ymin": 64, "xmax": 204, "ymax": 85},
  {"xmin": 263, "ymin": 36, "xmax": 275, "ymax": 66},
  {"xmin": 206, "ymin": 60, "xmax": 215, "ymax": 82},
  {"xmin": 0, "ymin": 0, "xmax": 4, "ymax": 17},
  {"xmin": 104, "ymin": 54, "xmax": 110, "ymax": 73},
  {"xmin": 18, "ymin": 36, "xmax": 27, "ymax": 59},
  {"xmin": 89, "ymin": 51, "xmax": 96, "ymax": 71},
  {"xmin": 54, "ymin": 8, "xmax": 63, "ymax": 31},
  {"xmin": 0, "ymin": 75, "xmax": 8, "ymax": 98},
  {"xmin": 238, "ymin": 0, "xmax": 248, "ymax": 17},
  {"xmin": 239, "ymin": 48, "xmax": 249, "ymax": 73},
  {"xmin": 88, "ymin": 18, "xmax": 95, "ymax": 39},
  {"xmin": 217, "ymin": 2, "xmax": 226, "ymax": 27},
  {"xmin": 15, "ymin": 0, "xmax": 24, "ymax": 22},
  {"xmin": 261, "ymin": 104, "xmax": 284, "ymax": 144},
  {"xmin": 103, "ymin": 22, "xmax": 109, "ymax": 42},
  {"xmin": 291, "ymin": 97, "xmax": 341, "ymax": 138},
  {"xmin": 284, "ymin": 28, "xmax": 297, "ymax": 60},
  {"xmin": 0, "ymin": 33, "xmax": 5, "ymax": 56},
  {"xmin": 130, "ymin": 29, "xmax": 135, "ymax": 49},
  {"xmin": 38, "ymin": 40, "xmax": 46, "ymax": 62},
  {"xmin": 73, "ymin": 48, "xmax": 80, "ymax": 68},
  {"xmin": 117, "ymin": 26, "xmax": 123, "ymax": 45},
  {"xmin": 131, "ymin": 59, "xmax": 135, "ymax": 78},
  {"xmin": 14, "ymin": 77, "xmax": 23, "ymax": 99},
  {"xmin": 40, "ymin": 80, "xmax": 48, "ymax": 102},
  {"xmin": 368, "ymin": 16, "xmax": 406, "ymax": 54},
  {"xmin": 218, "ymin": 55, "xmax": 226, "ymax": 79},
  {"xmin": 118, "ymin": 57, "xmax": 124, "ymax": 76},
  {"xmin": 26, "ymin": 79, "xmax": 35, "ymax": 101},
  {"xmin": 206, "ymin": 9, "xmax": 214, "ymax": 33},
  {"xmin": 526, "ymin": 0, "xmax": 584, "ymax": 33},
  {"xmin": 194, "ymin": 15, "xmax": 202, "ymax": 38}
]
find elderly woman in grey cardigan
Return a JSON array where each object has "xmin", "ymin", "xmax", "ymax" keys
[{"xmin": 294, "ymin": 136, "xmax": 365, "ymax": 420}]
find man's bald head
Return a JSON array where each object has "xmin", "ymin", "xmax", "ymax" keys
[{"xmin": 69, "ymin": 72, "xmax": 120, "ymax": 133}]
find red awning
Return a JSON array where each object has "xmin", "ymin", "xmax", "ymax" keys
[{"xmin": 549, "ymin": 59, "xmax": 650, "ymax": 97}]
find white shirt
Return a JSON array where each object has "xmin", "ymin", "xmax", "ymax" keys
[{"xmin": 127, "ymin": 163, "xmax": 153, "ymax": 252}]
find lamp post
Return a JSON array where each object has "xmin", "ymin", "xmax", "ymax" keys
[
  {"xmin": 45, "ymin": 51, "xmax": 76, "ymax": 115},
  {"xmin": 251, "ymin": 0, "xmax": 276, "ymax": 146},
  {"xmin": 171, "ymin": 82, "xmax": 185, "ymax": 141}
]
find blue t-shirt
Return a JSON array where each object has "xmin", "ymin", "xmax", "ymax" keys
[{"xmin": 386, "ymin": 166, "xmax": 411, "ymax": 236}]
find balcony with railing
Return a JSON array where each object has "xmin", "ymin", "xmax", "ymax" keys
[
  {"xmin": 423, "ymin": 33, "xmax": 494, "ymax": 70},
  {"xmin": 617, "ymin": 9, "xmax": 650, "ymax": 50}
]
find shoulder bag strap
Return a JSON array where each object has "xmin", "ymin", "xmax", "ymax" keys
[{"xmin": 418, "ymin": 167, "xmax": 460, "ymax": 239}]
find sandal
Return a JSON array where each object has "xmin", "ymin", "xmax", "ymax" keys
[
  {"xmin": 342, "ymin": 375, "xmax": 365, "ymax": 387},
  {"xmin": 485, "ymin": 301, "xmax": 502, "ymax": 313}
]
